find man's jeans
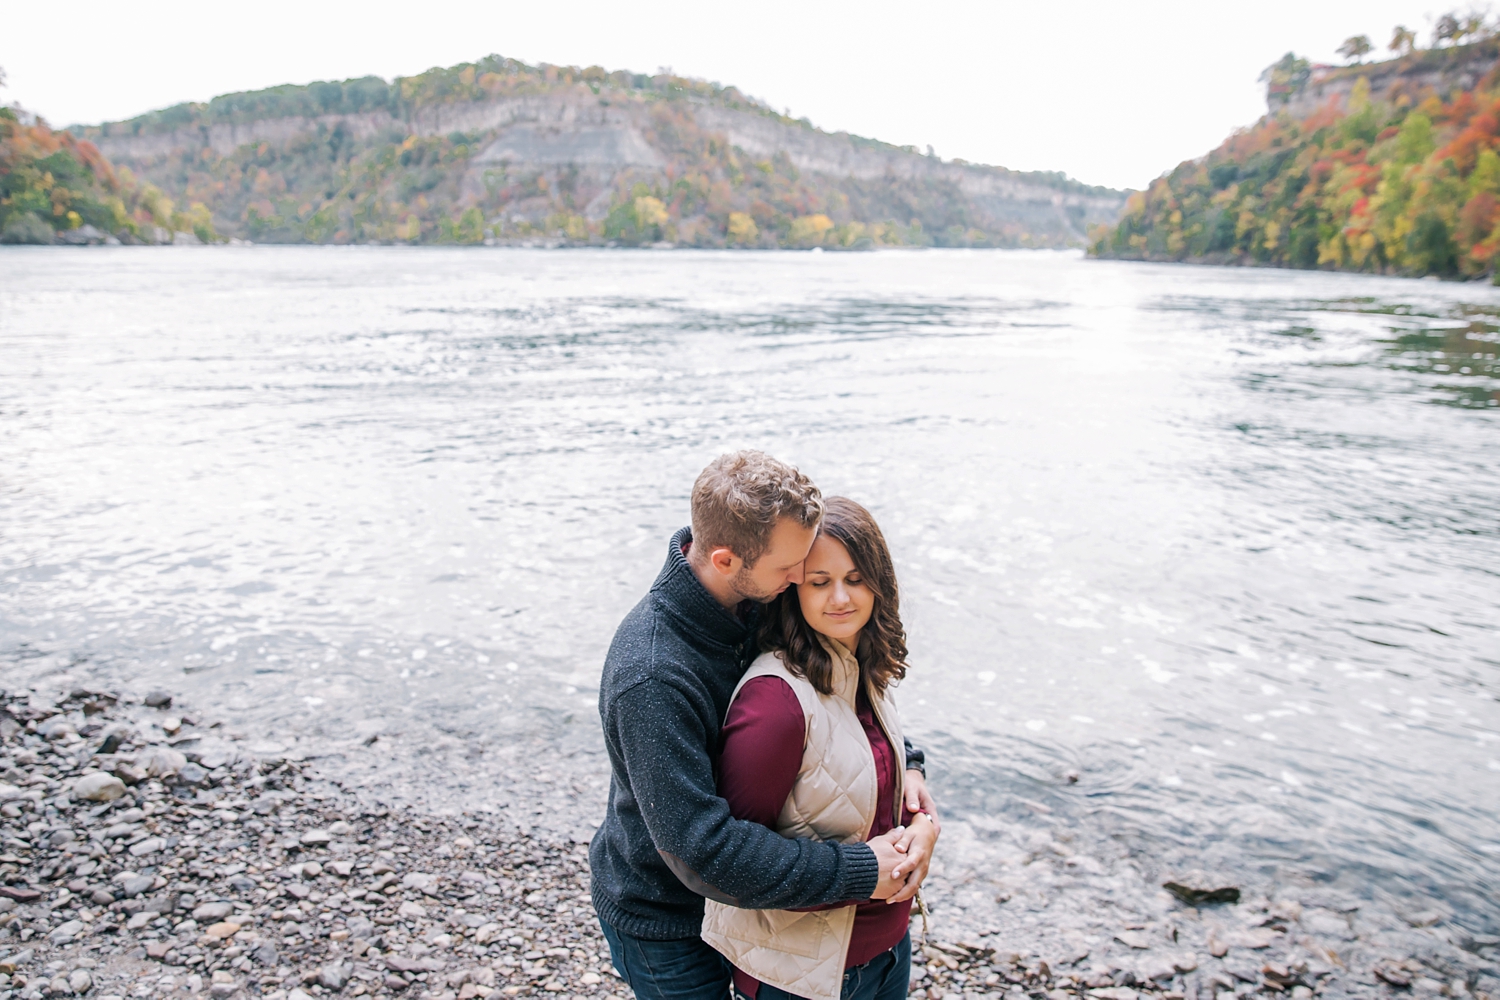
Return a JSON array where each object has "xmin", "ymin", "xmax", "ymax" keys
[
  {"xmin": 598, "ymin": 917, "xmax": 731, "ymax": 1000},
  {"xmin": 599, "ymin": 917, "xmax": 910, "ymax": 1000},
  {"xmin": 744, "ymin": 933, "xmax": 911, "ymax": 1000}
]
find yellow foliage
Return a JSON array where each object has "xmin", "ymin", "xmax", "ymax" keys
[
  {"xmin": 727, "ymin": 211, "xmax": 758, "ymax": 243},
  {"xmin": 634, "ymin": 196, "xmax": 668, "ymax": 227},
  {"xmin": 788, "ymin": 214, "xmax": 834, "ymax": 246}
]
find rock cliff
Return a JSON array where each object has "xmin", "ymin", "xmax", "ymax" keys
[{"xmin": 79, "ymin": 57, "xmax": 1124, "ymax": 247}]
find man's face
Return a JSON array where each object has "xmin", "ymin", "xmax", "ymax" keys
[{"xmin": 731, "ymin": 518, "xmax": 818, "ymax": 603}]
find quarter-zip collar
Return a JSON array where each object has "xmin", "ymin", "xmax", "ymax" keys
[{"xmin": 650, "ymin": 526, "xmax": 755, "ymax": 652}]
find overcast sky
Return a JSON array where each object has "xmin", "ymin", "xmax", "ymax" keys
[{"xmin": 0, "ymin": 0, "xmax": 1456, "ymax": 191}]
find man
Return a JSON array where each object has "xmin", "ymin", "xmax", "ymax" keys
[{"xmin": 590, "ymin": 451, "xmax": 939, "ymax": 1000}]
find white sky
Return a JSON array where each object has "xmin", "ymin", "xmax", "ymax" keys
[{"xmin": 0, "ymin": 0, "xmax": 1452, "ymax": 191}]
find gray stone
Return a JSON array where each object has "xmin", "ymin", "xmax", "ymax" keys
[
  {"xmin": 251, "ymin": 944, "xmax": 278, "ymax": 966},
  {"xmin": 71, "ymin": 775, "xmax": 125, "ymax": 803},
  {"xmin": 192, "ymin": 902, "xmax": 233, "ymax": 922},
  {"xmin": 47, "ymin": 921, "xmax": 84, "ymax": 945},
  {"xmin": 136, "ymin": 747, "xmax": 186, "ymax": 779},
  {"xmin": 318, "ymin": 964, "xmax": 349, "ymax": 990},
  {"xmin": 175, "ymin": 763, "xmax": 208, "ymax": 786},
  {"xmin": 299, "ymin": 830, "xmax": 331, "ymax": 845},
  {"xmin": 143, "ymin": 692, "xmax": 172, "ymax": 708},
  {"xmin": 127, "ymin": 837, "xmax": 166, "ymax": 857},
  {"xmin": 120, "ymin": 876, "xmax": 153, "ymax": 898}
]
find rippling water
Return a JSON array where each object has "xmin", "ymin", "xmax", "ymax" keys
[{"xmin": 2, "ymin": 247, "xmax": 1497, "ymax": 943}]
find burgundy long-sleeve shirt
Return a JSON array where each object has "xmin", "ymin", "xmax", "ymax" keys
[{"xmin": 717, "ymin": 675, "xmax": 914, "ymax": 998}]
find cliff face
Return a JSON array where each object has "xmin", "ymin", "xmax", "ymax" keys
[
  {"xmin": 1280, "ymin": 40, "xmax": 1500, "ymax": 119},
  {"xmin": 79, "ymin": 59, "xmax": 1124, "ymax": 247}
]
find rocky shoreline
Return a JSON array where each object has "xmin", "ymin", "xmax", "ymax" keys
[{"xmin": 0, "ymin": 686, "xmax": 1494, "ymax": 1000}]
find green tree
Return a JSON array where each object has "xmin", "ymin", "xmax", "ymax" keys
[
  {"xmin": 1389, "ymin": 25, "xmax": 1417, "ymax": 54},
  {"xmin": 1337, "ymin": 35, "xmax": 1373, "ymax": 63},
  {"xmin": 1261, "ymin": 53, "xmax": 1311, "ymax": 106}
]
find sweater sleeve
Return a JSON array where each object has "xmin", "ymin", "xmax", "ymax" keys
[
  {"xmin": 606, "ymin": 677, "xmax": 880, "ymax": 909},
  {"xmin": 718, "ymin": 676, "xmax": 804, "ymax": 828},
  {"xmin": 903, "ymin": 736, "xmax": 926, "ymax": 776}
]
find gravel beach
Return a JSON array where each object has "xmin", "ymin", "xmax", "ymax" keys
[{"xmin": 0, "ymin": 686, "xmax": 1494, "ymax": 1000}]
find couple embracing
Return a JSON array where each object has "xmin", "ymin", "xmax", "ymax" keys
[{"xmin": 590, "ymin": 451, "xmax": 942, "ymax": 1000}]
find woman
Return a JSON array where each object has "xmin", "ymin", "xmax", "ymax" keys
[{"xmin": 703, "ymin": 497, "xmax": 938, "ymax": 1000}]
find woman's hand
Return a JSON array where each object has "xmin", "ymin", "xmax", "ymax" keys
[
  {"xmin": 903, "ymin": 769, "xmax": 941, "ymax": 836},
  {"xmin": 886, "ymin": 811, "xmax": 938, "ymax": 903}
]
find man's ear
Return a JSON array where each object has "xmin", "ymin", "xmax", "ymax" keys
[{"xmin": 708, "ymin": 546, "xmax": 739, "ymax": 577}]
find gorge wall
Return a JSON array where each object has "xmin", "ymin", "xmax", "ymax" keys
[{"xmin": 79, "ymin": 58, "xmax": 1124, "ymax": 248}]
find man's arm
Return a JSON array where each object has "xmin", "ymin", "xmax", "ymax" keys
[
  {"xmin": 608, "ymin": 678, "xmax": 899, "ymax": 909},
  {"xmin": 903, "ymin": 736, "xmax": 940, "ymax": 829}
]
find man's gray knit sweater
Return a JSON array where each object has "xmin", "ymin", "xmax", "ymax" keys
[{"xmin": 590, "ymin": 527, "xmax": 923, "ymax": 941}]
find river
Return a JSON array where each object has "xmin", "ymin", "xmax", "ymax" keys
[{"xmin": 1, "ymin": 247, "xmax": 1497, "ymax": 968}]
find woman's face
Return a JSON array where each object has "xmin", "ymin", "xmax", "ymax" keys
[{"xmin": 797, "ymin": 534, "xmax": 874, "ymax": 648}]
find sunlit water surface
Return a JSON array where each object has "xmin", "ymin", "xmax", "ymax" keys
[{"xmin": 2, "ymin": 248, "xmax": 1497, "ymax": 948}]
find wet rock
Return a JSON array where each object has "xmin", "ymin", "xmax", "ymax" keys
[
  {"xmin": 143, "ymin": 692, "xmax": 172, "ymax": 708},
  {"xmin": 1162, "ymin": 880, "xmax": 1240, "ymax": 906},
  {"xmin": 71, "ymin": 773, "xmax": 126, "ymax": 802},
  {"xmin": 1114, "ymin": 931, "xmax": 1150, "ymax": 950},
  {"xmin": 1376, "ymin": 964, "xmax": 1413, "ymax": 987}
]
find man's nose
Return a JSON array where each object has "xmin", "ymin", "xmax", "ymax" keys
[{"xmin": 787, "ymin": 563, "xmax": 805, "ymax": 585}]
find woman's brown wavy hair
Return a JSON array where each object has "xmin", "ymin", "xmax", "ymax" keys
[{"xmin": 758, "ymin": 496, "xmax": 909, "ymax": 695}]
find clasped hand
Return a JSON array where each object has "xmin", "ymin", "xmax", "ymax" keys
[{"xmin": 869, "ymin": 812, "xmax": 937, "ymax": 902}]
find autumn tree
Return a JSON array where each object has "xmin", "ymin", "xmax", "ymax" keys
[{"xmin": 1390, "ymin": 25, "xmax": 1418, "ymax": 54}]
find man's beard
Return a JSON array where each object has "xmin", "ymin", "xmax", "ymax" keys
[{"xmin": 731, "ymin": 565, "xmax": 786, "ymax": 604}]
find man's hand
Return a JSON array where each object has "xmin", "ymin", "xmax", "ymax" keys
[
  {"xmin": 886, "ymin": 812, "xmax": 937, "ymax": 903},
  {"xmin": 867, "ymin": 828, "xmax": 908, "ymax": 899},
  {"xmin": 904, "ymin": 768, "xmax": 941, "ymax": 835}
]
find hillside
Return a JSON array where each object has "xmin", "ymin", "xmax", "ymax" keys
[
  {"xmin": 1090, "ymin": 36, "xmax": 1500, "ymax": 278},
  {"xmin": 0, "ymin": 106, "xmax": 216, "ymax": 245},
  {"xmin": 77, "ymin": 55, "xmax": 1125, "ymax": 248}
]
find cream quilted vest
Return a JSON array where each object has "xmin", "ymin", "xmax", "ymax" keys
[{"xmin": 701, "ymin": 636, "xmax": 905, "ymax": 1000}]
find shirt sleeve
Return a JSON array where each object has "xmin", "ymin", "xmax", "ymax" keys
[{"xmin": 718, "ymin": 676, "xmax": 805, "ymax": 828}]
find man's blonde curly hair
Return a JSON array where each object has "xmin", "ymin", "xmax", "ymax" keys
[{"xmin": 690, "ymin": 451, "xmax": 824, "ymax": 567}]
